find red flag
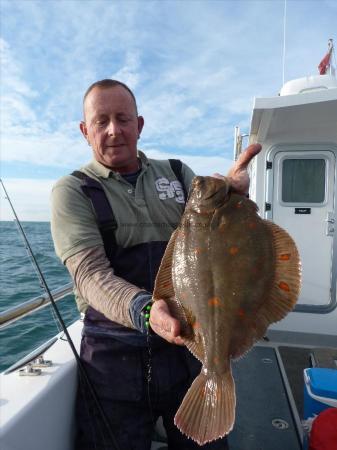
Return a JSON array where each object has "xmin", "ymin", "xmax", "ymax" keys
[{"xmin": 318, "ymin": 49, "xmax": 332, "ymax": 74}]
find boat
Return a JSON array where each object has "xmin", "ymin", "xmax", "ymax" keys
[{"xmin": 1, "ymin": 49, "xmax": 337, "ymax": 450}]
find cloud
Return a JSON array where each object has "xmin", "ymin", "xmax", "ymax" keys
[
  {"xmin": 0, "ymin": 38, "xmax": 91, "ymax": 168},
  {"xmin": 1, "ymin": 32, "xmax": 239, "ymax": 168},
  {"xmin": 110, "ymin": 52, "xmax": 141, "ymax": 90},
  {"xmin": 0, "ymin": 38, "xmax": 39, "ymax": 133},
  {"xmin": 143, "ymin": 148, "xmax": 234, "ymax": 176},
  {"xmin": 1, "ymin": 0, "xmax": 336, "ymax": 221},
  {"xmin": 1, "ymin": 133, "xmax": 91, "ymax": 168},
  {"xmin": 0, "ymin": 38, "xmax": 37, "ymax": 98}
]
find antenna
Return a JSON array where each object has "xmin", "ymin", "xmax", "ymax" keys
[
  {"xmin": 328, "ymin": 38, "xmax": 335, "ymax": 75},
  {"xmin": 282, "ymin": 0, "xmax": 287, "ymax": 86}
]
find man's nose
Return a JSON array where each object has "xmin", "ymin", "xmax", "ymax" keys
[{"xmin": 107, "ymin": 120, "xmax": 121, "ymax": 136}]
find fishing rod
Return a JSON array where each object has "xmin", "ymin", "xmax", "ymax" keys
[{"xmin": 0, "ymin": 178, "xmax": 121, "ymax": 450}]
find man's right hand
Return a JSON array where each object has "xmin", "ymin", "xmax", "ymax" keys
[{"xmin": 149, "ymin": 299, "xmax": 185, "ymax": 345}]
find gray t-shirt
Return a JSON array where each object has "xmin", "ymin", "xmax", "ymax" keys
[{"xmin": 51, "ymin": 150, "xmax": 195, "ymax": 264}]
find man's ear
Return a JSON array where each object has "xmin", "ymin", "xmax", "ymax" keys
[
  {"xmin": 79, "ymin": 121, "xmax": 88, "ymax": 140},
  {"xmin": 137, "ymin": 116, "xmax": 144, "ymax": 138}
]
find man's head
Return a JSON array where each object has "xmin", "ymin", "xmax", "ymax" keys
[{"xmin": 80, "ymin": 79, "xmax": 144, "ymax": 173}]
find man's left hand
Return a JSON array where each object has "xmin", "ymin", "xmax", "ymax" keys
[{"xmin": 149, "ymin": 299, "xmax": 185, "ymax": 345}]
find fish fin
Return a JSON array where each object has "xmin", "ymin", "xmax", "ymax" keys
[
  {"xmin": 231, "ymin": 222, "xmax": 301, "ymax": 359},
  {"xmin": 153, "ymin": 229, "xmax": 178, "ymax": 300},
  {"xmin": 153, "ymin": 229, "xmax": 191, "ymax": 336},
  {"xmin": 175, "ymin": 369, "xmax": 235, "ymax": 445},
  {"xmin": 185, "ymin": 334, "xmax": 206, "ymax": 363},
  {"xmin": 255, "ymin": 221, "xmax": 301, "ymax": 329}
]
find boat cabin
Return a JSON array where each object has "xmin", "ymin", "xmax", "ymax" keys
[{"xmin": 247, "ymin": 74, "xmax": 337, "ymax": 347}]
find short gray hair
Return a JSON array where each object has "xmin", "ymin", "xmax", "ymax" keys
[{"xmin": 83, "ymin": 79, "xmax": 138, "ymax": 114}]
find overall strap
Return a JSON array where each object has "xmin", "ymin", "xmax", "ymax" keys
[
  {"xmin": 71, "ymin": 171, "xmax": 117, "ymax": 259},
  {"xmin": 71, "ymin": 161, "xmax": 187, "ymax": 257},
  {"xmin": 168, "ymin": 159, "xmax": 188, "ymax": 204}
]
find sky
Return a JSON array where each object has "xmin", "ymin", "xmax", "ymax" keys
[{"xmin": 1, "ymin": 0, "xmax": 336, "ymax": 221}]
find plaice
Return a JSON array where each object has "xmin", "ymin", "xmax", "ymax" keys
[{"xmin": 153, "ymin": 176, "xmax": 301, "ymax": 445}]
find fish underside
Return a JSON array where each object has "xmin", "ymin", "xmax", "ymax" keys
[{"xmin": 153, "ymin": 176, "xmax": 301, "ymax": 446}]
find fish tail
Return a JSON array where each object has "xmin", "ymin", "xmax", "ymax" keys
[{"xmin": 174, "ymin": 370, "xmax": 236, "ymax": 445}]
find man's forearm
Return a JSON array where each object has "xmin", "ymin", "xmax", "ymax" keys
[{"xmin": 66, "ymin": 245, "xmax": 144, "ymax": 328}]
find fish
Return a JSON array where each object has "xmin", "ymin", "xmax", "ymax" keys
[{"xmin": 153, "ymin": 175, "xmax": 301, "ymax": 445}]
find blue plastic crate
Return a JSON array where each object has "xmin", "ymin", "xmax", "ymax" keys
[{"xmin": 303, "ymin": 368, "xmax": 337, "ymax": 420}]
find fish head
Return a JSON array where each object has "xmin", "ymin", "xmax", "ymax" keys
[{"xmin": 188, "ymin": 176, "xmax": 231, "ymax": 212}]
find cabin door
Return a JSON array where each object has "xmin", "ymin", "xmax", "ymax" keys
[{"xmin": 272, "ymin": 149, "xmax": 336, "ymax": 309}]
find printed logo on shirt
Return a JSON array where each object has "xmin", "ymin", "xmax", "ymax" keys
[{"xmin": 155, "ymin": 177, "xmax": 185, "ymax": 204}]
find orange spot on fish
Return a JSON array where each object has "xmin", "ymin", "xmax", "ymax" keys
[
  {"xmin": 193, "ymin": 321, "xmax": 201, "ymax": 329},
  {"xmin": 194, "ymin": 247, "xmax": 203, "ymax": 255},
  {"xmin": 208, "ymin": 297, "xmax": 221, "ymax": 307},
  {"xmin": 248, "ymin": 222, "xmax": 257, "ymax": 229},
  {"xmin": 213, "ymin": 356, "xmax": 219, "ymax": 365},
  {"xmin": 279, "ymin": 281, "xmax": 290, "ymax": 292},
  {"xmin": 279, "ymin": 253, "xmax": 291, "ymax": 261},
  {"xmin": 236, "ymin": 201, "xmax": 243, "ymax": 209},
  {"xmin": 229, "ymin": 246, "xmax": 239, "ymax": 255},
  {"xmin": 238, "ymin": 308, "xmax": 245, "ymax": 317}
]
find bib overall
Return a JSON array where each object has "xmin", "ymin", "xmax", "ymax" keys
[{"xmin": 73, "ymin": 163, "xmax": 229, "ymax": 450}]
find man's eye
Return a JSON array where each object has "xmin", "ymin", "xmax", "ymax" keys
[{"xmin": 96, "ymin": 120, "xmax": 106, "ymax": 126}]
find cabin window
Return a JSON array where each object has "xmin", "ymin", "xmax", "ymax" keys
[{"xmin": 282, "ymin": 158, "xmax": 325, "ymax": 203}]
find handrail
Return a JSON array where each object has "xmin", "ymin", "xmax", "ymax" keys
[{"xmin": 0, "ymin": 282, "xmax": 74, "ymax": 330}]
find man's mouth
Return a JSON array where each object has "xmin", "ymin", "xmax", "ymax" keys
[{"xmin": 105, "ymin": 144, "xmax": 125, "ymax": 148}]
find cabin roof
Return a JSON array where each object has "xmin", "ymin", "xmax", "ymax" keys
[{"xmin": 249, "ymin": 80, "xmax": 337, "ymax": 144}]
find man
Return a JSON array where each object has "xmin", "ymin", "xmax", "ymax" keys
[{"xmin": 51, "ymin": 79, "xmax": 261, "ymax": 450}]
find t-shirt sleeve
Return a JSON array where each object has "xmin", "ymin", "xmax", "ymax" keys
[{"xmin": 50, "ymin": 176, "xmax": 103, "ymax": 264}]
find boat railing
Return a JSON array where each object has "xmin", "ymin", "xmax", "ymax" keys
[
  {"xmin": 0, "ymin": 282, "xmax": 74, "ymax": 330},
  {"xmin": 233, "ymin": 125, "xmax": 249, "ymax": 161}
]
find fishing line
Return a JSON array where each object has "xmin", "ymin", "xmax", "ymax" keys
[
  {"xmin": 0, "ymin": 178, "xmax": 121, "ymax": 450},
  {"xmin": 146, "ymin": 327, "xmax": 156, "ymax": 428}
]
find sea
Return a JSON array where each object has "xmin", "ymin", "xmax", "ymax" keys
[{"xmin": 0, "ymin": 221, "xmax": 79, "ymax": 372}]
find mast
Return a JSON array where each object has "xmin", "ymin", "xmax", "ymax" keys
[{"xmin": 328, "ymin": 39, "xmax": 335, "ymax": 76}]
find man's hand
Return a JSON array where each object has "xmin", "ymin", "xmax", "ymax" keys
[
  {"xmin": 149, "ymin": 299, "xmax": 185, "ymax": 345},
  {"xmin": 212, "ymin": 143, "xmax": 262, "ymax": 195}
]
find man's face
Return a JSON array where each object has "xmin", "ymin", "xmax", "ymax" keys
[{"xmin": 80, "ymin": 86, "xmax": 144, "ymax": 173}]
